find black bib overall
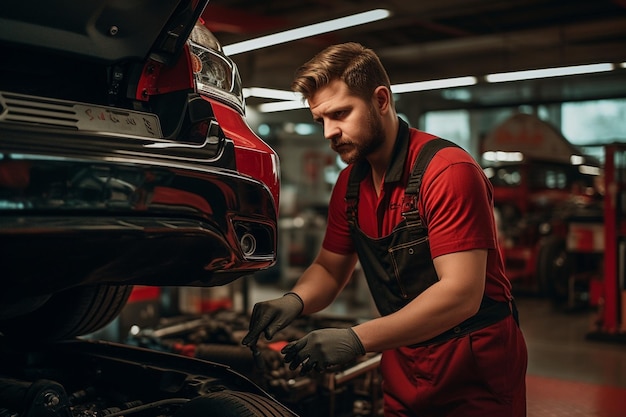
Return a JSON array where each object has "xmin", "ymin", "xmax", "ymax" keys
[{"xmin": 346, "ymin": 138, "xmax": 513, "ymax": 346}]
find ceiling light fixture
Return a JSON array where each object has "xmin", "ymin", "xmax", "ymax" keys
[
  {"xmin": 257, "ymin": 100, "xmax": 309, "ymax": 113},
  {"xmin": 223, "ymin": 9, "xmax": 391, "ymax": 56},
  {"xmin": 243, "ymin": 87, "xmax": 303, "ymax": 101},
  {"xmin": 485, "ymin": 63, "xmax": 614, "ymax": 83},
  {"xmin": 391, "ymin": 76, "xmax": 477, "ymax": 93}
]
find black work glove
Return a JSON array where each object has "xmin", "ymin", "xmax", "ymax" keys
[
  {"xmin": 242, "ymin": 292, "xmax": 304, "ymax": 348},
  {"xmin": 281, "ymin": 327, "xmax": 366, "ymax": 374}
]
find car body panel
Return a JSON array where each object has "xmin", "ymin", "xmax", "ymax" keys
[{"xmin": 0, "ymin": 0, "xmax": 205, "ymax": 65}]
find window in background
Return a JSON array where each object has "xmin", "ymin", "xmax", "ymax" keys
[
  {"xmin": 421, "ymin": 110, "xmax": 471, "ymax": 151},
  {"xmin": 562, "ymin": 99, "xmax": 626, "ymax": 163}
]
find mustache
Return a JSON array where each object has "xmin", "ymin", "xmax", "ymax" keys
[{"xmin": 331, "ymin": 139, "xmax": 352, "ymax": 150}]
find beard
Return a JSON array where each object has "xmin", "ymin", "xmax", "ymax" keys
[{"xmin": 332, "ymin": 107, "xmax": 385, "ymax": 165}]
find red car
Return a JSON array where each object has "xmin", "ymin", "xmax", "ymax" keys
[
  {"xmin": 0, "ymin": 0, "xmax": 279, "ymax": 340},
  {"xmin": 0, "ymin": 2, "xmax": 291, "ymax": 416}
]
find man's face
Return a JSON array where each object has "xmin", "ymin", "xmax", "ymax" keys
[{"xmin": 308, "ymin": 80, "xmax": 384, "ymax": 165}]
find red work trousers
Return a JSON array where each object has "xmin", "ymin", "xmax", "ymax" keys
[{"xmin": 380, "ymin": 315, "xmax": 527, "ymax": 417}]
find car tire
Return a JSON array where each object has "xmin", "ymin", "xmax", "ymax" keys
[
  {"xmin": 536, "ymin": 236, "xmax": 570, "ymax": 304},
  {"xmin": 0, "ymin": 284, "xmax": 132, "ymax": 342},
  {"xmin": 174, "ymin": 391, "xmax": 295, "ymax": 417}
]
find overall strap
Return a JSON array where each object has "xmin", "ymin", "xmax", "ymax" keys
[
  {"xmin": 402, "ymin": 138, "xmax": 460, "ymax": 229},
  {"xmin": 405, "ymin": 138, "xmax": 460, "ymax": 197},
  {"xmin": 345, "ymin": 161, "xmax": 370, "ymax": 226}
]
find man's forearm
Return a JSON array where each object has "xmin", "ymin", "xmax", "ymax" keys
[
  {"xmin": 353, "ymin": 280, "xmax": 482, "ymax": 352},
  {"xmin": 291, "ymin": 262, "xmax": 347, "ymax": 315}
]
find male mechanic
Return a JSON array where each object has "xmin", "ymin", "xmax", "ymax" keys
[{"xmin": 243, "ymin": 42, "xmax": 527, "ymax": 416}]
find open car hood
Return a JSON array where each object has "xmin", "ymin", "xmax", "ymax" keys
[{"xmin": 0, "ymin": 0, "xmax": 210, "ymax": 65}]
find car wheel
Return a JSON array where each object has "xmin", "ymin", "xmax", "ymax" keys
[
  {"xmin": 536, "ymin": 236, "xmax": 570, "ymax": 304},
  {"xmin": 174, "ymin": 391, "xmax": 296, "ymax": 417},
  {"xmin": 0, "ymin": 284, "xmax": 132, "ymax": 342}
]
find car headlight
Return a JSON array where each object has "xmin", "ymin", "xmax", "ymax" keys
[{"xmin": 188, "ymin": 23, "xmax": 244, "ymax": 114}]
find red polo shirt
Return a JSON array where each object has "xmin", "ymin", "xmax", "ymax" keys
[{"xmin": 322, "ymin": 119, "xmax": 512, "ymax": 301}]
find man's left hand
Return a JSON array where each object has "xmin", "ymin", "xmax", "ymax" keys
[{"xmin": 281, "ymin": 328, "xmax": 366, "ymax": 374}]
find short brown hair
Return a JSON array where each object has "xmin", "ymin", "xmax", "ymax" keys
[{"xmin": 291, "ymin": 42, "xmax": 392, "ymax": 103}]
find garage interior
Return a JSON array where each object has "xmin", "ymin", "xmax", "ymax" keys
[{"xmin": 87, "ymin": 1, "xmax": 625, "ymax": 416}]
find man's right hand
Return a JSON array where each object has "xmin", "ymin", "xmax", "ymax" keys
[{"xmin": 242, "ymin": 292, "xmax": 304, "ymax": 348}]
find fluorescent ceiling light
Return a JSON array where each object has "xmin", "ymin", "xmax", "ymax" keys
[
  {"xmin": 579, "ymin": 165, "xmax": 601, "ymax": 176},
  {"xmin": 223, "ymin": 9, "xmax": 391, "ymax": 55},
  {"xmin": 257, "ymin": 100, "xmax": 309, "ymax": 113},
  {"xmin": 486, "ymin": 63, "xmax": 614, "ymax": 83},
  {"xmin": 243, "ymin": 87, "xmax": 303, "ymax": 101},
  {"xmin": 620, "ymin": 62, "xmax": 626, "ymax": 68},
  {"xmin": 570, "ymin": 155, "xmax": 585, "ymax": 165},
  {"xmin": 482, "ymin": 151, "xmax": 524, "ymax": 162},
  {"xmin": 391, "ymin": 76, "xmax": 477, "ymax": 93}
]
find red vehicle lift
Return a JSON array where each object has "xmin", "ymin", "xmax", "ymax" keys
[{"xmin": 588, "ymin": 143, "xmax": 626, "ymax": 343}]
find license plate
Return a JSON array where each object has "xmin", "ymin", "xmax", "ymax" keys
[{"xmin": 74, "ymin": 104, "xmax": 162, "ymax": 138}]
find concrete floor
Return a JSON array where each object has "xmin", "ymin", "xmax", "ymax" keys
[
  {"xmin": 245, "ymin": 277, "xmax": 626, "ymax": 416},
  {"xmin": 518, "ymin": 297, "xmax": 626, "ymax": 417},
  {"xmin": 518, "ymin": 297, "xmax": 626, "ymax": 389}
]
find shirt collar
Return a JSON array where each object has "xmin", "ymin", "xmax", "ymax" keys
[{"xmin": 384, "ymin": 117, "xmax": 410, "ymax": 183}]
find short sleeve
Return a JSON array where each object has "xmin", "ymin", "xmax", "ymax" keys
[
  {"xmin": 420, "ymin": 153, "xmax": 497, "ymax": 259},
  {"xmin": 321, "ymin": 167, "xmax": 356, "ymax": 255}
]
